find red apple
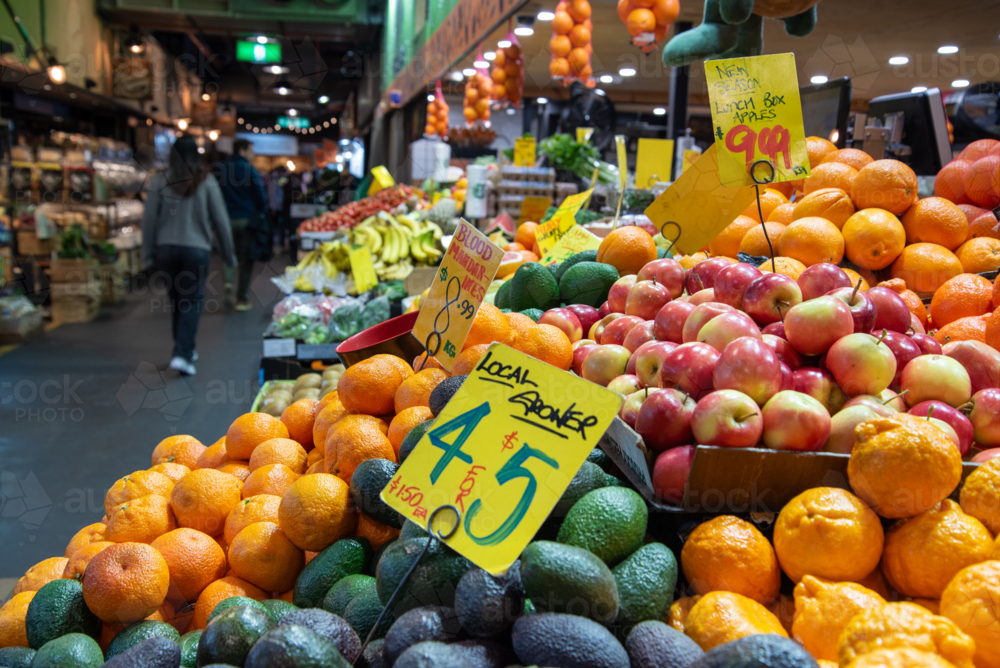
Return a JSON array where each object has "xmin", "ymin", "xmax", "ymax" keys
[
  {"xmin": 539, "ymin": 308, "xmax": 583, "ymax": 343},
  {"xmin": 590, "ymin": 313, "xmax": 625, "ymax": 341},
  {"xmin": 879, "ymin": 389, "xmax": 909, "ymax": 412},
  {"xmin": 622, "ymin": 320, "xmax": 657, "ymax": 353},
  {"xmin": 784, "ymin": 296, "xmax": 855, "ymax": 356},
  {"xmin": 607, "ymin": 374, "xmax": 644, "ymax": 396},
  {"xmin": 900, "ymin": 355, "xmax": 972, "ymax": 408},
  {"xmin": 714, "ymin": 262, "xmax": 763, "ymax": 310},
  {"xmin": 761, "ymin": 390, "xmax": 832, "ymax": 451},
  {"xmin": 601, "ymin": 315, "xmax": 645, "ymax": 346},
  {"xmin": 581, "ymin": 344, "xmax": 632, "ymax": 386},
  {"xmin": 874, "ymin": 329, "xmax": 922, "ymax": 390},
  {"xmin": 688, "ymin": 288, "xmax": 717, "ymax": 305},
  {"xmin": 635, "ymin": 388, "xmax": 697, "ymax": 451},
  {"xmin": 842, "ymin": 394, "xmax": 900, "ymax": 417},
  {"xmin": 910, "ymin": 315, "xmax": 926, "ymax": 335},
  {"xmin": 566, "ymin": 304, "xmax": 601, "ymax": 338},
  {"xmin": 743, "ymin": 273, "xmax": 803, "ymax": 326},
  {"xmin": 926, "ymin": 416, "xmax": 961, "ymax": 448},
  {"xmin": 825, "ymin": 404, "xmax": 881, "ymax": 454},
  {"xmin": 626, "ymin": 280, "xmax": 672, "ymax": 320},
  {"xmin": 598, "ymin": 301, "xmax": 611, "ymax": 318},
  {"xmin": 685, "ymin": 257, "xmax": 733, "ymax": 294},
  {"xmin": 638, "ymin": 258, "xmax": 686, "ymax": 299},
  {"xmin": 967, "ymin": 388, "xmax": 1000, "ymax": 447},
  {"xmin": 908, "ymin": 400, "xmax": 974, "ymax": 455},
  {"xmin": 797, "ymin": 263, "xmax": 851, "ymax": 301},
  {"xmin": 682, "ymin": 302, "xmax": 735, "ymax": 343},
  {"xmin": 628, "ymin": 340, "xmax": 656, "ymax": 375},
  {"xmin": 713, "ymin": 336, "xmax": 782, "ymax": 406},
  {"xmin": 660, "ymin": 342, "xmax": 721, "ymax": 400},
  {"xmin": 943, "ymin": 340, "xmax": 1000, "ymax": 393},
  {"xmin": 698, "ymin": 311, "xmax": 762, "ymax": 353},
  {"xmin": 762, "ymin": 322, "xmax": 788, "ymax": 339},
  {"xmin": 910, "ymin": 332, "xmax": 942, "ymax": 356},
  {"xmin": 654, "ymin": 301, "xmax": 696, "ymax": 344},
  {"xmin": 620, "ymin": 388, "xmax": 660, "ymax": 427},
  {"xmin": 608, "ymin": 275, "xmax": 638, "ymax": 313},
  {"xmin": 632, "ymin": 341, "xmax": 678, "ymax": 388},
  {"xmin": 827, "ymin": 285, "xmax": 877, "ymax": 334},
  {"xmin": 792, "ymin": 368, "xmax": 847, "ymax": 414},
  {"xmin": 971, "ymin": 448, "xmax": 1000, "ymax": 463},
  {"xmin": 653, "ymin": 445, "xmax": 696, "ymax": 504},
  {"xmin": 826, "ymin": 332, "xmax": 897, "ymax": 396},
  {"xmin": 779, "ymin": 362, "xmax": 795, "ymax": 391},
  {"xmin": 691, "ymin": 389, "xmax": 763, "ymax": 447},
  {"xmin": 867, "ymin": 286, "xmax": 912, "ymax": 333},
  {"xmin": 572, "ymin": 343, "xmax": 598, "ymax": 376},
  {"xmin": 763, "ymin": 333, "xmax": 802, "ymax": 370}
]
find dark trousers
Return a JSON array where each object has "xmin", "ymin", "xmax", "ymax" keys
[
  {"xmin": 156, "ymin": 244, "xmax": 211, "ymax": 362},
  {"xmin": 224, "ymin": 217, "xmax": 253, "ymax": 302}
]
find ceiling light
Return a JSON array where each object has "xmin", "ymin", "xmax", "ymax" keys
[
  {"xmin": 463, "ymin": 68, "xmax": 476, "ymax": 76},
  {"xmin": 177, "ymin": 119, "xmax": 188, "ymax": 130},
  {"xmin": 537, "ymin": 11, "xmax": 555, "ymax": 20},
  {"xmin": 130, "ymin": 43, "xmax": 142, "ymax": 53},
  {"xmin": 474, "ymin": 59, "xmax": 489, "ymax": 68},
  {"xmin": 252, "ymin": 127, "xmax": 259, "ymax": 132},
  {"xmin": 619, "ymin": 67, "xmax": 636, "ymax": 77},
  {"xmin": 600, "ymin": 74, "xmax": 614, "ymax": 84},
  {"xmin": 427, "ymin": 94, "xmax": 436, "ymax": 101},
  {"xmin": 208, "ymin": 130, "xmax": 219, "ymax": 140},
  {"xmin": 47, "ymin": 64, "xmax": 66, "ymax": 84},
  {"xmin": 810, "ymin": 75, "xmax": 828, "ymax": 84},
  {"xmin": 265, "ymin": 65, "xmax": 289, "ymax": 74},
  {"xmin": 513, "ymin": 26, "xmax": 533, "ymax": 36},
  {"xmin": 256, "ymin": 35, "xmax": 268, "ymax": 44},
  {"xmin": 287, "ymin": 160, "xmax": 295, "ymax": 171},
  {"xmin": 331, "ymin": 118, "xmax": 337, "ymax": 124},
  {"xmin": 938, "ymin": 45, "xmax": 959, "ymax": 54},
  {"xmin": 498, "ymin": 40, "xmax": 512, "ymax": 48},
  {"xmin": 275, "ymin": 85, "xmax": 291, "ymax": 95},
  {"xmin": 952, "ymin": 79, "xmax": 970, "ymax": 87},
  {"xmin": 911, "ymin": 86, "xmax": 928, "ymax": 93},
  {"xmin": 484, "ymin": 51, "xmax": 496, "ymax": 61},
  {"xmin": 449, "ymin": 71, "xmax": 464, "ymax": 81},
  {"xmin": 537, "ymin": 97, "xmax": 548, "ymax": 104},
  {"xmin": 323, "ymin": 121, "xmax": 329, "ymax": 127},
  {"xmin": 506, "ymin": 108, "xmax": 516, "ymax": 115},
  {"xmin": 145, "ymin": 118, "xmax": 152, "ymax": 126},
  {"xmin": 653, "ymin": 107, "xmax": 666, "ymax": 115},
  {"xmin": 274, "ymin": 124, "xmax": 280, "ymax": 130},
  {"xmin": 889, "ymin": 56, "xmax": 909, "ymax": 65},
  {"xmin": 197, "ymin": 147, "xmax": 205, "ymax": 154},
  {"xmin": 201, "ymin": 93, "xmax": 210, "ymax": 101},
  {"xmin": 288, "ymin": 109, "xmax": 298, "ymax": 116},
  {"xmin": 309, "ymin": 127, "xmax": 315, "ymax": 134},
  {"xmin": 318, "ymin": 95, "xmax": 329, "ymax": 104},
  {"xmin": 595, "ymin": 89, "xmax": 605, "ymax": 96},
  {"xmin": 237, "ymin": 117, "xmax": 244, "ymax": 124}
]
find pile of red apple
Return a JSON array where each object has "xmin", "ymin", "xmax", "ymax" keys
[{"xmin": 535, "ymin": 256, "xmax": 1000, "ymax": 505}]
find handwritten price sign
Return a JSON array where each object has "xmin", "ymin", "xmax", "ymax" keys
[
  {"xmin": 705, "ymin": 53, "xmax": 810, "ymax": 187},
  {"xmin": 535, "ymin": 188, "xmax": 594, "ymax": 255},
  {"xmin": 538, "ymin": 225, "xmax": 602, "ymax": 266},
  {"xmin": 382, "ymin": 343, "xmax": 622, "ymax": 574},
  {"xmin": 411, "ymin": 219, "xmax": 502, "ymax": 371}
]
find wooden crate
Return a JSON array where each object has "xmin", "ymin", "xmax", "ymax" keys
[
  {"xmin": 100, "ymin": 264, "xmax": 128, "ymax": 304},
  {"xmin": 51, "ymin": 278, "xmax": 102, "ymax": 301},
  {"xmin": 50, "ymin": 258, "xmax": 98, "ymax": 283},
  {"xmin": 52, "ymin": 298, "xmax": 100, "ymax": 324},
  {"xmin": 16, "ymin": 230, "xmax": 54, "ymax": 256}
]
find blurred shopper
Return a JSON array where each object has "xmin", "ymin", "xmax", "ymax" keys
[
  {"xmin": 142, "ymin": 135, "xmax": 236, "ymax": 376},
  {"xmin": 218, "ymin": 138, "xmax": 268, "ymax": 310}
]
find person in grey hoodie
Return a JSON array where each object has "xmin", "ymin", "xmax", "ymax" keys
[{"xmin": 142, "ymin": 135, "xmax": 236, "ymax": 376}]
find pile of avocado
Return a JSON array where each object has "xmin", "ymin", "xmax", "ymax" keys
[{"xmin": 495, "ymin": 251, "xmax": 621, "ymax": 315}]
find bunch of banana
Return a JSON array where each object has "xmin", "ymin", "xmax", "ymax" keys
[
  {"xmin": 409, "ymin": 231, "xmax": 442, "ymax": 264},
  {"xmin": 350, "ymin": 210, "xmax": 445, "ymax": 269}
]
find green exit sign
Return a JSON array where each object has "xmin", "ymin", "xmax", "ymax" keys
[
  {"xmin": 277, "ymin": 116, "xmax": 310, "ymax": 129},
  {"xmin": 237, "ymin": 41, "xmax": 281, "ymax": 63}
]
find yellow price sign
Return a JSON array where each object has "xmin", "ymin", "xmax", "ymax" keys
[
  {"xmin": 513, "ymin": 137, "xmax": 536, "ymax": 167},
  {"xmin": 643, "ymin": 144, "xmax": 756, "ymax": 255},
  {"xmin": 615, "ymin": 135, "xmax": 628, "ymax": 190},
  {"xmin": 381, "ymin": 343, "xmax": 623, "ymax": 574},
  {"xmin": 534, "ymin": 188, "xmax": 594, "ymax": 254},
  {"xmin": 411, "ymin": 220, "xmax": 503, "ymax": 370},
  {"xmin": 539, "ymin": 225, "xmax": 602, "ymax": 266},
  {"xmin": 349, "ymin": 246, "xmax": 379, "ymax": 293},
  {"xmin": 636, "ymin": 138, "xmax": 674, "ymax": 188},
  {"xmin": 705, "ymin": 53, "xmax": 810, "ymax": 187},
  {"xmin": 367, "ymin": 165, "xmax": 396, "ymax": 195},
  {"xmin": 518, "ymin": 196, "xmax": 552, "ymax": 225},
  {"xmin": 682, "ymin": 149, "xmax": 701, "ymax": 174},
  {"xmin": 576, "ymin": 127, "xmax": 595, "ymax": 144}
]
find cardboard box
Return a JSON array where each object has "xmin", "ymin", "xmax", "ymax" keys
[
  {"xmin": 50, "ymin": 258, "xmax": 98, "ymax": 283},
  {"xmin": 52, "ymin": 298, "xmax": 100, "ymax": 324},
  {"xmin": 403, "ymin": 265, "xmax": 439, "ymax": 296},
  {"xmin": 16, "ymin": 230, "xmax": 54, "ymax": 256}
]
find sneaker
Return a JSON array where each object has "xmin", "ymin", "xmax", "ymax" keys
[
  {"xmin": 191, "ymin": 351, "xmax": 199, "ymax": 362},
  {"xmin": 235, "ymin": 301, "xmax": 252, "ymax": 311},
  {"xmin": 169, "ymin": 356, "xmax": 196, "ymax": 376},
  {"xmin": 223, "ymin": 283, "xmax": 235, "ymax": 308}
]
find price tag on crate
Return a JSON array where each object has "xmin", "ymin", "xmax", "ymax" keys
[
  {"xmin": 636, "ymin": 138, "xmax": 674, "ymax": 188},
  {"xmin": 705, "ymin": 53, "xmax": 810, "ymax": 187},
  {"xmin": 538, "ymin": 225, "xmax": 602, "ymax": 266},
  {"xmin": 381, "ymin": 343, "xmax": 623, "ymax": 574},
  {"xmin": 517, "ymin": 195, "xmax": 552, "ymax": 225},
  {"xmin": 349, "ymin": 246, "xmax": 379, "ymax": 294},
  {"xmin": 263, "ymin": 338, "xmax": 296, "ymax": 358},
  {"xmin": 644, "ymin": 145, "xmax": 756, "ymax": 255},
  {"xmin": 534, "ymin": 188, "xmax": 594, "ymax": 255},
  {"xmin": 513, "ymin": 137, "xmax": 536, "ymax": 167},
  {"xmin": 411, "ymin": 220, "xmax": 503, "ymax": 371}
]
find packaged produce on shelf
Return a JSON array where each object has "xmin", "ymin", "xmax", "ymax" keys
[
  {"xmin": 297, "ymin": 184, "xmax": 418, "ymax": 234},
  {"xmin": 617, "ymin": 0, "xmax": 679, "ymax": 52},
  {"xmin": 266, "ymin": 293, "xmax": 360, "ymax": 344},
  {"xmin": 491, "ymin": 31, "xmax": 523, "ymax": 107},
  {"xmin": 550, "ymin": 0, "xmax": 594, "ymax": 85},
  {"xmin": 463, "ymin": 61, "xmax": 493, "ymax": 126},
  {"xmin": 424, "ymin": 80, "xmax": 449, "ymax": 139}
]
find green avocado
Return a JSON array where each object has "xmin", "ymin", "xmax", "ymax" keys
[
  {"xmin": 557, "ymin": 486, "xmax": 647, "ymax": 566},
  {"xmin": 294, "ymin": 537, "xmax": 372, "ymax": 608},
  {"xmin": 519, "ymin": 541, "xmax": 619, "ymax": 626}
]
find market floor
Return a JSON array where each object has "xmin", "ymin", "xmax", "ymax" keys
[{"xmin": 0, "ymin": 254, "xmax": 290, "ymax": 595}]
